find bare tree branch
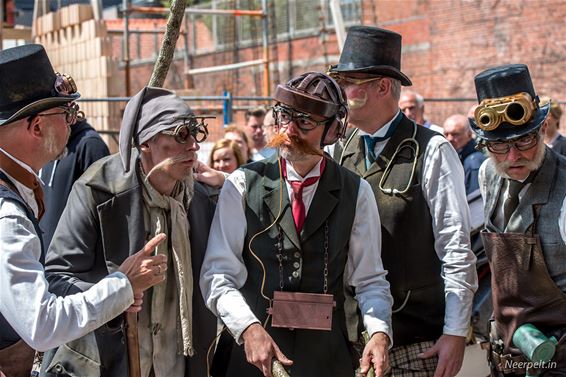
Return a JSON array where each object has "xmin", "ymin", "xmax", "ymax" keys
[{"xmin": 149, "ymin": 0, "xmax": 186, "ymax": 88}]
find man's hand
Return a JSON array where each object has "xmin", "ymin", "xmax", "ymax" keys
[
  {"xmin": 118, "ymin": 233, "xmax": 168, "ymax": 295},
  {"xmin": 241, "ymin": 323, "xmax": 293, "ymax": 377},
  {"xmin": 418, "ymin": 334, "xmax": 466, "ymax": 377},
  {"xmin": 125, "ymin": 292, "xmax": 144, "ymax": 313},
  {"xmin": 193, "ymin": 161, "xmax": 226, "ymax": 187},
  {"xmin": 358, "ymin": 332, "xmax": 390, "ymax": 377}
]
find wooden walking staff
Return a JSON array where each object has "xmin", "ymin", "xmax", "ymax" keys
[
  {"xmin": 125, "ymin": 0, "xmax": 187, "ymax": 374},
  {"xmin": 126, "ymin": 311, "xmax": 142, "ymax": 377}
]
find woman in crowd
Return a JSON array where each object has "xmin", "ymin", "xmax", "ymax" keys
[{"xmin": 209, "ymin": 138, "xmax": 245, "ymax": 174}]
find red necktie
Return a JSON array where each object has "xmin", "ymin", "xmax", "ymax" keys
[
  {"xmin": 282, "ymin": 158, "xmax": 326, "ymax": 233},
  {"xmin": 0, "ymin": 149, "xmax": 45, "ymax": 220}
]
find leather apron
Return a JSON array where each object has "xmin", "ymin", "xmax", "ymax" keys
[
  {"xmin": 481, "ymin": 216, "xmax": 566, "ymax": 369},
  {"xmin": 0, "ymin": 339, "xmax": 35, "ymax": 377}
]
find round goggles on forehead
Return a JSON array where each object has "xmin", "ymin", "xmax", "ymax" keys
[
  {"xmin": 474, "ymin": 92, "xmax": 537, "ymax": 131},
  {"xmin": 273, "ymin": 105, "xmax": 328, "ymax": 132},
  {"xmin": 54, "ymin": 72, "xmax": 78, "ymax": 96},
  {"xmin": 482, "ymin": 131, "xmax": 539, "ymax": 154},
  {"xmin": 160, "ymin": 115, "xmax": 214, "ymax": 144}
]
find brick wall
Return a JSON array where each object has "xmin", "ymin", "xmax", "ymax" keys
[{"xmin": 67, "ymin": 0, "xmax": 565, "ymax": 143}]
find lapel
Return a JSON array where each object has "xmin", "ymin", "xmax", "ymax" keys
[
  {"xmin": 341, "ymin": 129, "xmax": 367, "ymax": 176},
  {"xmin": 507, "ymin": 149, "xmax": 554, "ymax": 232},
  {"xmin": 262, "ymin": 160, "xmax": 301, "ymax": 250},
  {"xmin": 485, "ymin": 169, "xmax": 504, "ymax": 232},
  {"xmin": 301, "ymin": 158, "xmax": 341, "ymax": 242},
  {"xmin": 364, "ymin": 117, "xmax": 415, "ymax": 179}
]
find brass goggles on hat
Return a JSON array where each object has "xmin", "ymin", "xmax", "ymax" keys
[
  {"xmin": 160, "ymin": 115, "xmax": 214, "ymax": 144},
  {"xmin": 54, "ymin": 72, "xmax": 78, "ymax": 96},
  {"xmin": 474, "ymin": 92, "xmax": 537, "ymax": 131},
  {"xmin": 273, "ymin": 104, "xmax": 329, "ymax": 132}
]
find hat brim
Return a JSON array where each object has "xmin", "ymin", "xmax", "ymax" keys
[
  {"xmin": 469, "ymin": 103, "xmax": 550, "ymax": 141},
  {"xmin": 0, "ymin": 93, "xmax": 79, "ymax": 126},
  {"xmin": 330, "ymin": 64, "xmax": 412, "ymax": 86}
]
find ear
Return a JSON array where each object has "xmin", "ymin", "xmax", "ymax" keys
[
  {"xmin": 139, "ymin": 141, "xmax": 151, "ymax": 153},
  {"xmin": 541, "ymin": 119, "xmax": 548, "ymax": 134},
  {"xmin": 27, "ymin": 116, "xmax": 45, "ymax": 139},
  {"xmin": 375, "ymin": 78, "xmax": 391, "ymax": 98}
]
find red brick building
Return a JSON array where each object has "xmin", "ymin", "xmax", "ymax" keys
[{"xmin": 104, "ymin": 0, "xmax": 566, "ymax": 137}]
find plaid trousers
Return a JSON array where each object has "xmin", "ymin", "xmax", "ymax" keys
[{"xmin": 386, "ymin": 340, "xmax": 438, "ymax": 377}]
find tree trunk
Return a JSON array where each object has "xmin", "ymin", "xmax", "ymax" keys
[{"xmin": 148, "ymin": 0, "xmax": 186, "ymax": 87}]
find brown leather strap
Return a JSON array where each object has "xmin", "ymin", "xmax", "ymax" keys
[{"xmin": 0, "ymin": 339, "xmax": 34, "ymax": 377}]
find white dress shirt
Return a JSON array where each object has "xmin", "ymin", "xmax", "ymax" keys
[
  {"xmin": 200, "ymin": 157, "xmax": 393, "ymax": 344},
  {"xmin": 359, "ymin": 116, "xmax": 478, "ymax": 337},
  {"xmin": 0, "ymin": 150, "xmax": 134, "ymax": 351}
]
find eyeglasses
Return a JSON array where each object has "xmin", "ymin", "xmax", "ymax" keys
[
  {"xmin": 474, "ymin": 92, "xmax": 537, "ymax": 131},
  {"xmin": 160, "ymin": 115, "xmax": 213, "ymax": 144},
  {"xmin": 328, "ymin": 73, "xmax": 383, "ymax": 86},
  {"xmin": 273, "ymin": 105, "xmax": 328, "ymax": 132},
  {"xmin": 36, "ymin": 102, "xmax": 80, "ymax": 125},
  {"xmin": 482, "ymin": 131, "xmax": 540, "ymax": 154}
]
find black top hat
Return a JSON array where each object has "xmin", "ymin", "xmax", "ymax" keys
[
  {"xmin": 469, "ymin": 64, "xmax": 549, "ymax": 141},
  {"xmin": 0, "ymin": 44, "xmax": 80, "ymax": 127},
  {"xmin": 329, "ymin": 26, "xmax": 412, "ymax": 86}
]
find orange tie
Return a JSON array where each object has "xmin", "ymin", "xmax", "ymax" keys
[{"xmin": 0, "ymin": 150, "xmax": 45, "ymax": 220}]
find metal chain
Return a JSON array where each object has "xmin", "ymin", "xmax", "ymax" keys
[
  {"xmin": 276, "ymin": 225, "xmax": 284, "ymax": 290},
  {"xmin": 323, "ymin": 221, "xmax": 329, "ymax": 294}
]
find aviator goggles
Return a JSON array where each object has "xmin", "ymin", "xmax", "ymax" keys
[
  {"xmin": 160, "ymin": 115, "xmax": 214, "ymax": 144},
  {"xmin": 474, "ymin": 92, "xmax": 537, "ymax": 131},
  {"xmin": 273, "ymin": 105, "xmax": 330, "ymax": 132}
]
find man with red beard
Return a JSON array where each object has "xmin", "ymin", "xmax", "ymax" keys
[
  {"xmin": 200, "ymin": 72, "xmax": 393, "ymax": 377},
  {"xmin": 473, "ymin": 64, "xmax": 566, "ymax": 376},
  {"xmin": 41, "ymin": 87, "xmax": 218, "ymax": 377},
  {"xmin": 329, "ymin": 26, "xmax": 478, "ymax": 377}
]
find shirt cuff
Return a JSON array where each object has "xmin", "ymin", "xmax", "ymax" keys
[{"xmin": 216, "ymin": 290, "xmax": 260, "ymax": 344}]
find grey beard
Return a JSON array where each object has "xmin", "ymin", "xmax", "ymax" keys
[{"xmin": 489, "ymin": 139, "xmax": 546, "ymax": 179}]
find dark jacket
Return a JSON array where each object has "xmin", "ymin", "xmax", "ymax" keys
[
  {"xmin": 458, "ymin": 139, "xmax": 486, "ymax": 195},
  {"xmin": 40, "ymin": 151, "xmax": 217, "ymax": 377},
  {"xmin": 550, "ymin": 134, "xmax": 566, "ymax": 157},
  {"xmin": 39, "ymin": 119, "xmax": 109, "ymax": 248},
  {"xmin": 339, "ymin": 114, "xmax": 445, "ymax": 346}
]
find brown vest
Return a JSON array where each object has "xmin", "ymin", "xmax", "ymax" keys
[{"xmin": 340, "ymin": 115, "xmax": 445, "ymax": 346}]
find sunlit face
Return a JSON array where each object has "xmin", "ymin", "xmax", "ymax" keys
[
  {"xmin": 399, "ymin": 93, "xmax": 424, "ymax": 124},
  {"xmin": 225, "ymin": 131, "xmax": 249, "ymax": 161},
  {"xmin": 443, "ymin": 119, "xmax": 472, "ymax": 151},
  {"xmin": 212, "ymin": 147, "xmax": 238, "ymax": 173},
  {"xmin": 336, "ymin": 74, "xmax": 382, "ymax": 123},
  {"xmin": 246, "ymin": 115, "xmax": 265, "ymax": 145},
  {"xmin": 38, "ymin": 108, "xmax": 71, "ymax": 160},
  {"xmin": 142, "ymin": 129, "xmax": 200, "ymax": 182},
  {"xmin": 488, "ymin": 132, "xmax": 545, "ymax": 180},
  {"xmin": 276, "ymin": 109, "xmax": 325, "ymax": 162}
]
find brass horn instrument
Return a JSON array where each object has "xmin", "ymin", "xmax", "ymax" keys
[{"xmin": 474, "ymin": 92, "xmax": 537, "ymax": 131}]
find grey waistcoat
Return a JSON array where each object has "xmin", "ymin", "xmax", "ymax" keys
[{"xmin": 483, "ymin": 148, "xmax": 566, "ymax": 291}]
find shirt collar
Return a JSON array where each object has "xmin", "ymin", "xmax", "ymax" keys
[{"xmin": 358, "ymin": 110, "xmax": 401, "ymax": 138}]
